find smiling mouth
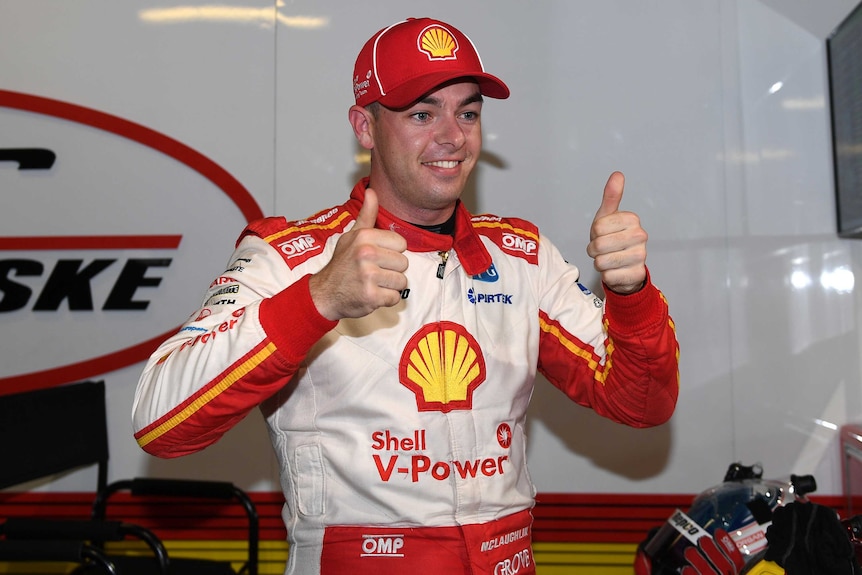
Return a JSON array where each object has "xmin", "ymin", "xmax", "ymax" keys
[{"xmin": 423, "ymin": 160, "xmax": 461, "ymax": 169}]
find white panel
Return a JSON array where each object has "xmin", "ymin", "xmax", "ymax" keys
[
  {"xmin": 758, "ymin": 0, "xmax": 862, "ymax": 38},
  {"xmin": 2, "ymin": 0, "xmax": 861, "ymax": 499},
  {"xmin": 0, "ymin": 0, "xmax": 279, "ymax": 491},
  {"xmin": 522, "ymin": 0, "xmax": 736, "ymax": 493},
  {"xmin": 729, "ymin": 0, "xmax": 861, "ymax": 493},
  {"xmin": 274, "ymin": 0, "xmax": 736, "ymax": 494},
  {"xmin": 272, "ymin": 0, "xmax": 862, "ymax": 496}
]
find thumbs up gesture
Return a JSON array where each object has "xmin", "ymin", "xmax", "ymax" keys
[
  {"xmin": 308, "ymin": 188, "xmax": 409, "ymax": 320},
  {"xmin": 586, "ymin": 172, "xmax": 647, "ymax": 295}
]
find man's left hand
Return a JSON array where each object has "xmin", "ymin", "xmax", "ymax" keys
[{"xmin": 586, "ymin": 171, "xmax": 648, "ymax": 295}]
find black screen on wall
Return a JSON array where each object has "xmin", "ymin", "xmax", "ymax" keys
[{"xmin": 828, "ymin": 0, "xmax": 862, "ymax": 238}]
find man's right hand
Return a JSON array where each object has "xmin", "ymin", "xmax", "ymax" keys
[{"xmin": 308, "ymin": 188, "xmax": 409, "ymax": 321}]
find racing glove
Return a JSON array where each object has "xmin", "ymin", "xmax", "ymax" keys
[{"xmin": 681, "ymin": 528, "xmax": 746, "ymax": 575}]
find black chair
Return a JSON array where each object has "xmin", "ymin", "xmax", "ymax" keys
[
  {"xmin": 0, "ymin": 381, "xmax": 168, "ymax": 574},
  {"xmin": 0, "ymin": 379, "xmax": 110, "ymax": 492},
  {"xmin": 0, "ymin": 380, "xmax": 166, "ymax": 574},
  {"xmin": 0, "ymin": 539, "xmax": 118, "ymax": 574},
  {"xmin": 0, "ymin": 380, "xmax": 259, "ymax": 575},
  {"xmin": 0, "ymin": 517, "xmax": 168, "ymax": 574},
  {"xmin": 92, "ymin": 478, "xmax": 259, "ymax": 575}
]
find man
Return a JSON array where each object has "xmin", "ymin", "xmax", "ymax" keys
[{"xmin": 133, "ymin": 17, "xmax": 679, "ymax": 575}]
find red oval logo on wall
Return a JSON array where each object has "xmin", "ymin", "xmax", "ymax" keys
[{"xmin": 0, "ymin": 90, "xmax": 263, "ymax": 396}]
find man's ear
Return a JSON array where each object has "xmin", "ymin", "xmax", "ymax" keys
[{"xmin": 348, "ymin": 105, "xmax": 374, "ymax": 150}]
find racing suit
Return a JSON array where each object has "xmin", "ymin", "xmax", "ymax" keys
[{"xmin": 132, "ymin": 178, "xmax": 680, "ymax": 575}]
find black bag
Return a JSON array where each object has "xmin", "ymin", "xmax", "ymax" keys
[{"xmin": 764, "ymin": 501, "xmax": 861, "ymax": 575}]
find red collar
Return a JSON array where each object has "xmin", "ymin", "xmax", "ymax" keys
[{"xmin": 348, "ymin": 178, "xmax": 492, "ymax": 276}]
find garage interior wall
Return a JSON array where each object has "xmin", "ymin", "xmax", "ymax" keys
[{"xmin": 1, "ymin": 0, "xmax": 862, "ymax": 506}]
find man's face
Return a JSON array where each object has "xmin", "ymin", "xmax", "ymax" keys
[{"xmin": 367, "ymin": 80, "xmax": 484, "ymax": 225}]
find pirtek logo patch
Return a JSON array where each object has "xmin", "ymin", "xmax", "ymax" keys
[{"xmin": 467, "ymin": 288, "xmax": 513, "ymax": 305}]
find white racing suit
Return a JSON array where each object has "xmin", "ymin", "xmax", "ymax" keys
[{"xmin": 133, "ymin": 178, "xmax": 679, "ymax": 574}]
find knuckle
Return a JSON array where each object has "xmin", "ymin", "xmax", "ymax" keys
[
  {"xmin": 354, "ymin": 243, "xmax": 378, "ymax": 262},
  {"xmin": 395, "ymin": 274, "xmax": 408, "ymax": 291},
  {"xmin": 396, "ymin": 254, "xmax": 410, "ymax": 272}
]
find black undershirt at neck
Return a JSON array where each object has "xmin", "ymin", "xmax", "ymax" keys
[{"xmin": 411, "ymin": 208, "xmax": 457, "ymax": 236}]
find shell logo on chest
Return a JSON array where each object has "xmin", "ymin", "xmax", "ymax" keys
[{"xmin": 399, "ymin": 321, "xmax": 486, "ymax": 412}]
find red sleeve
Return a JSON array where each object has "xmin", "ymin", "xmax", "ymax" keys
[
  {"xmin": 538, "ymin": 276, "xmax": 679, "ymax": 428},
  {"xmin": 134, "ymin": 275, "xmax": 336, "ymax": 458},
  {"xmin": 259, "ymin": 273, "xmax": 338, "ymax": 364}
]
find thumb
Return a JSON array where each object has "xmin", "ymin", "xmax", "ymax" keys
[
  {"xmin": 355, "ymin": 187, "xmax": 379, "ymax": 229},
  {"xmin": 594, "ymin": 171, "xmax": 625, "ymax": 220}
]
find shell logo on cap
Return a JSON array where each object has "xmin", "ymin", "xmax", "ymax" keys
[
  {"xmin": 400, "ymin": 321, "xmax": 485, "ymax": 412},
  {"xmin": 418, "ymin": 25, "xmax": 459, "ymax": 60}
]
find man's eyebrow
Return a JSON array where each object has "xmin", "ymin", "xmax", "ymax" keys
[
  {"xmin": 461, "ymin": 93, "xmax": 485, "ymax": 106},
  {"xmin": 418, "ymin": 91, "xmax": 484, "ymax": 108}
]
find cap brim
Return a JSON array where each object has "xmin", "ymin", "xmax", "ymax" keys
[{"xmin": 377, "ymin": 72, "xmax": 510, "ymax": 110}]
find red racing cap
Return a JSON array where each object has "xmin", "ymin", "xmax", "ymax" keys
[{"xmin": 352, "ymin": 17, "xmax": 510, "ymax": 109}]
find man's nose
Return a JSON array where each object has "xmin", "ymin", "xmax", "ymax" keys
[{"xmin": 434, "ymin": 115, "xmax": 466, "ymax": 147}]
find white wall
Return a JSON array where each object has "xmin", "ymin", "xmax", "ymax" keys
[{"xmin": 1, "ymin": 0, "xmax": 861, "ymax": 497}]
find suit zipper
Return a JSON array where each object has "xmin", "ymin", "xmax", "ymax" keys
[{"xmin": 436, "ymin": 251, "xmax": 449, "ymax": 279}]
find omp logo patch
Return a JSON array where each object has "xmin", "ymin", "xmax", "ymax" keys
[
  {"xmin": 277, "ymin": 234, "xmax": 320, "ymax": 258},
  {"xmin": 501, "ymin": 232, "xmax": 537, "ymax": 256},
  {"xmin": 260, "ymin": 210, "xmax": 352, "ymax": 270},
  {"xmin": 361, "ymin": 534, "xmax": 404, "ymax": 557},
  {"xmin": 472, "ymin": 216, "xmax": 539, "ymax": 265},
  {"xmin": 399, "ymin": 321, "xmax": 485, "ymax": 412}
]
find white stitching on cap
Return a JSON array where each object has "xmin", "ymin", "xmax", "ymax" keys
[{"xmin": 371, "ymin": 19, "xmax": 408, "ymax": 98}]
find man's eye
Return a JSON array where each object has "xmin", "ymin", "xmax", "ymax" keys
[
  {"xmin": 461, "ymin": 111, "xmax": 479, "ymax": 121},
  {"xmin": 412, "ymin": 112, "xmax": 430, "ymax": 121}
]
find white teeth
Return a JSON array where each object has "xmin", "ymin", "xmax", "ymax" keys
[{"xmin": 425, "ymin": 160, "xmax": 459, "ymax": 168}]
